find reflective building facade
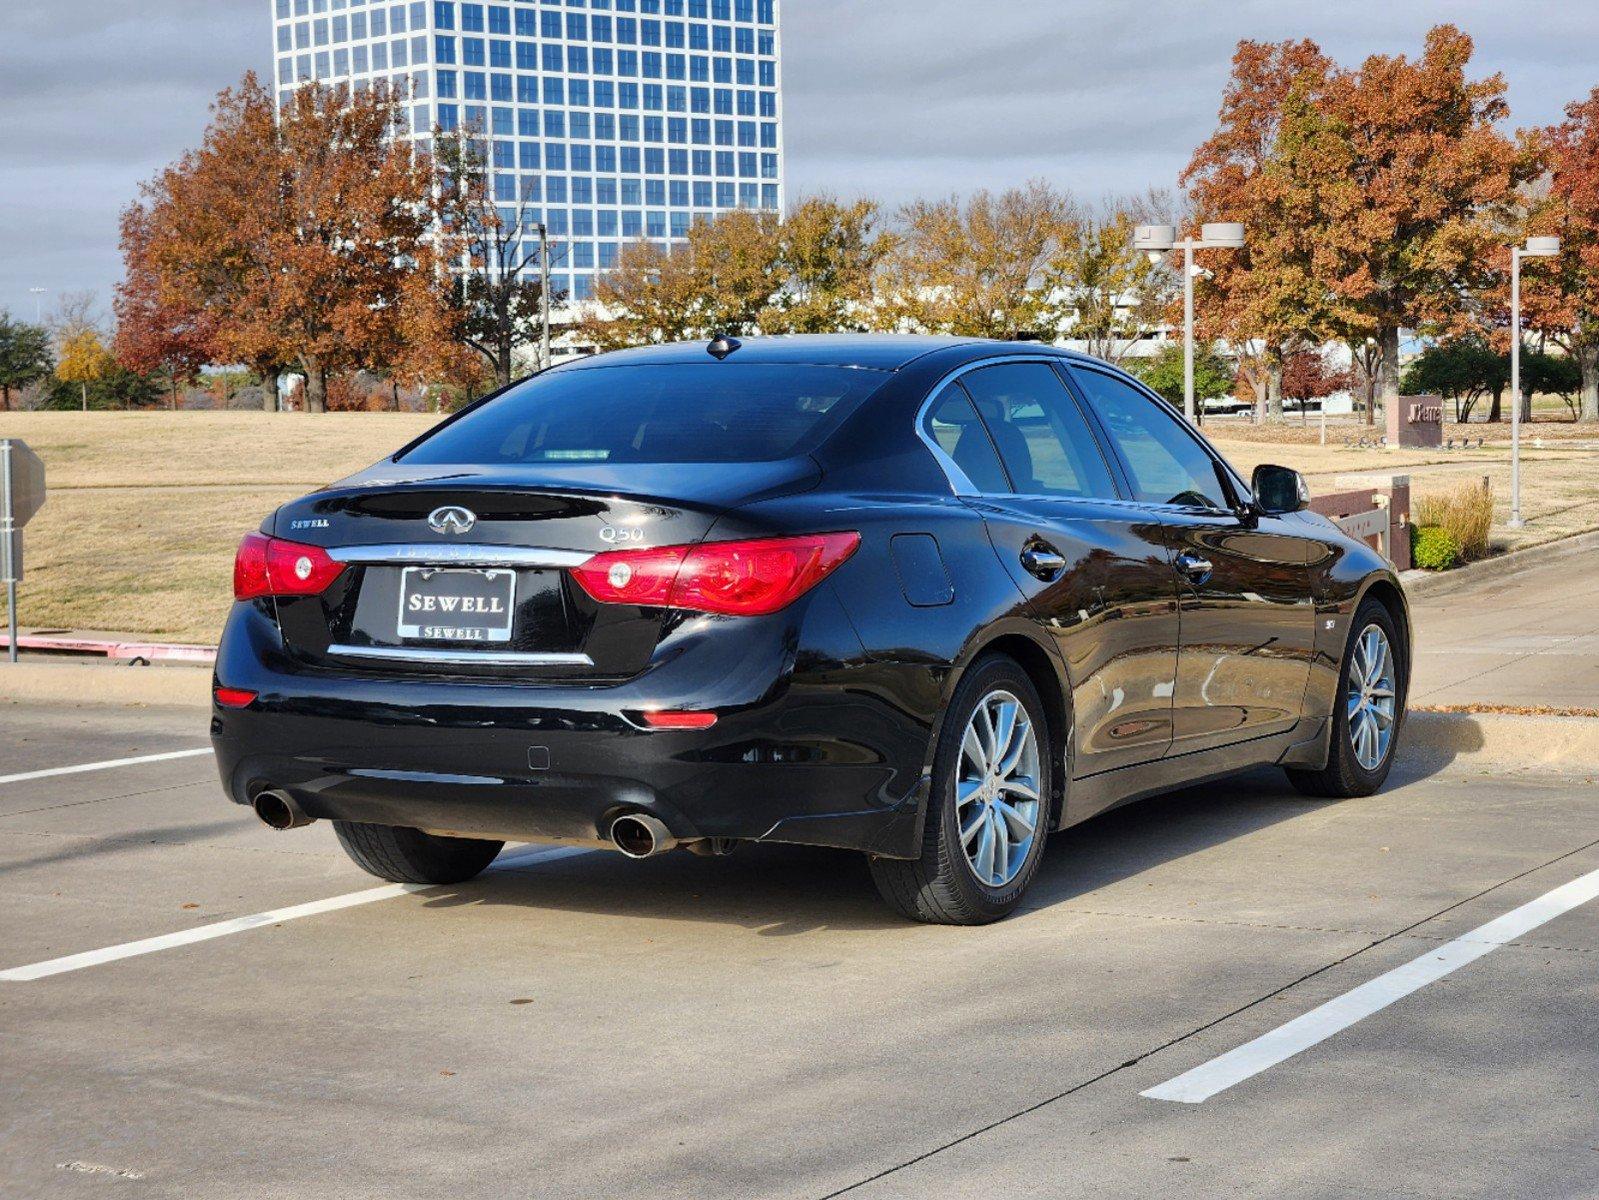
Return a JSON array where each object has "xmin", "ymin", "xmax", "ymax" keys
[{"xmin": 271, "ymin": 0, "xmax": 784, "ymax": 303}]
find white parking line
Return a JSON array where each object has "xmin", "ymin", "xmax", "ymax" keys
[
  {"xmin": 0, "ymin": 845, "xmax": 590, "ymax": 982},
  {"xmin": 1142, "ymin": 864, "xmax": 1599, "ymax": 1104},
  {"xmin": 0, "ymin": 748, "xmax": 214, "ymax": 786}
]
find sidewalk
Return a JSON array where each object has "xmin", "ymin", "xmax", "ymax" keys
[{"xmin": 1408, "ymin": 548, "xmax": 1599, "ymax": 711}]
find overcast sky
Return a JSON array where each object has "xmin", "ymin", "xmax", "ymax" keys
[{"xmin": 2, "ymin": 0, "xmax": 1596, "ymax": 325}]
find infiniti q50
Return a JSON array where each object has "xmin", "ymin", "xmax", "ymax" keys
[{"xmin": 212, "ymin": 335, "xmax": 1409, "ymax": 924}]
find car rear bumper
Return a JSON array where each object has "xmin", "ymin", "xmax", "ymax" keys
[{"xmin": 210, "ymin": 598, "xmax": 931, "ymax": 858}]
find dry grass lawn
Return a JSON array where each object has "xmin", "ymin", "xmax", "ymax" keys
[
  {"xmin": 3, "ymin": 412, "xmax": 437, "ymax": 643},
  {"xmin": 2, "ymin": 409, "xmax": 1596, "ymax": 643}
]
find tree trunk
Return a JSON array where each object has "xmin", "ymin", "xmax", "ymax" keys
[
  {"xmin": 1264, "ymin": 361, "xmax": 1284, "ymax": 424},
  {"xmin": 1579, "ymin": 343, "xmax": 1599, "ymax": 425},
  {"xmin": 1488, "ymin": 386, "xmax": 1504, "ymax": 423},
  {"xmin": 304, "ymin": 362, "xmax": 327, "ymax": 414},
  {"xmin": 81, "ymin": 381, "xmax": 88, "ymax": 412},
  {"xmin": 1373, "ymin": 325, "xmax": 1400, "ymax": 427},
  {"xmin": 1, "ymin": 385, "xmax": 10, "ymax": 412},
  {"xmin": 262, "ymin": 374, "xmax": 278, "ymax": 412},
  {"xmin": 169, "ymin": 374, "xmax": 179, "ymax": 412}
]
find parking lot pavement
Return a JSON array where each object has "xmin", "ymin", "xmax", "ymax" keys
[{"xmin": 2, "ymin": 702, "xmax": 1597, "ymax": 1199}]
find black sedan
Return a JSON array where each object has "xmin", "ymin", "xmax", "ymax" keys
[{"xmin": 212, "ymin": 335, "xmax": 1409, "ymax": 924}]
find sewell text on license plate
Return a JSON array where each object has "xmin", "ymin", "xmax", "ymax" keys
[{"xmin": 397, "ymin": 567, "xmax": 516, "ymax": 643}]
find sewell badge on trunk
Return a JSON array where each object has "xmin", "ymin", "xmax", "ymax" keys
[{"xmin": 397, "ymin": 567, "xmax": 516, "ymax": 643}]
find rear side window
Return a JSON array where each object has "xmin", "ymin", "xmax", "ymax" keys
[
  {"xmin": 1069, "ymin": 367, "xmax": 1233, "ymax": 510},
  {"xmin": 923, "ymin": 385, "xmax": 1009, "ymax": 493},
  {"xmin": 960, "ymin": 363, "xmax": 1118, "ymax": 499},
  {"xmin": 399, "ymin": 365, "xmax": 886, "ymax": 465}
]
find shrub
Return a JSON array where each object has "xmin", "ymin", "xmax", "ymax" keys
[
  {"xmin": 1415, "ymin": 480, "xmax": 1494, "ymax": 561},
  {"xmin": 1412, "ymin": 525, "xmax": 1461, "ymax": 571}
]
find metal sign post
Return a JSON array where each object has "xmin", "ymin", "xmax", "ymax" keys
[{"xmin": 1, "ymin": 439, "xmax": 47, "ymax": 663}]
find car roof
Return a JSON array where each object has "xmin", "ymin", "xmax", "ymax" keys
[{"xmin": 558, "ymin": 334, "xmax": 1066, "ymax": 372}]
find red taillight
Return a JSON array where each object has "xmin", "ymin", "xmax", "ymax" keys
[
  {"xmin": 232, "ymin": 532, "xmax": 345, "ymax": 600},
  {"xmin": 214, "ymin": 686, "xmax": 257, "ymax": 709},
  {"xmin": 572, "ymin": 532, "xmax": 860, "ymax": 617},
  {"xmin": 640, "ymin": 710, "xmax": 719, "ymax": 730}
]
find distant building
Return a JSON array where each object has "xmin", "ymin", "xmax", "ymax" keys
[{"xmin": 269, "ymin": 0, "xmax": 785, "ymax": 317}]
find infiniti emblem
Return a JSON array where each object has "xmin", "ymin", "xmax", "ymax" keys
[{"xmin": 428, "ymin": 505, "xmax": 477, "ymax": 535}]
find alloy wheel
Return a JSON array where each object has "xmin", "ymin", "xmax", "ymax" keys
[
  {"xmin": 956, "ymin": 690, "xmax": 1042, "ymax": 888},
  {"xmin": 1347, "ymin": 623, "xmax": 1397, "ymax": 771}
]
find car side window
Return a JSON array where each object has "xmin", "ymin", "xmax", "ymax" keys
[
  {"xmin": 1069, "ymin": 368, "xmax": 1234, "ymax": 511},
  {"xmin": 923, "ymin": 384, "xmax": 1010, "ymax": 494},
  {"xmin": 959, "ymin": 363, "xmax": 1119, "ymax": 499}
]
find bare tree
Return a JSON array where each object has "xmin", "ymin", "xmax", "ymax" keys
[{"xmin": 430, "ymin": 129, "xmax": 568, "ymax": 385}]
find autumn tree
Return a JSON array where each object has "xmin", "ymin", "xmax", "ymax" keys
[
  {"xmin": 114, "ymin": 201, "xmax": 212, "ymax": 410},
  {"xmin": 1045, "ymin": 194, "xmax": 1176, "ymax": 365},
  {"xmin": 129, "ymin": 75, "xmax": 436, "ymax": 412},
  {"xmin": 879, "ymin": 181, "xmax": 1066, "ymax": 338},
  {"xmin": 761, "ymin": 195, "xmax": 893, "ymax": 333},
  {"xmin": 583, "ymin": 209, "xmax": 780, "ymax": 349},
  {"xmin": 56, "ymin": 329, "xmax": 115, "ymax": 411},
  {"xmin": 1522, "ymin": 88, "xmax": 1599, "ymax": 423},
  {"xmin": 0, "ymin": 314, "xmax": 53, "ymax": 411},
  {"xmin": 1269, "ymin": 26, "xmax": 1531, "ymax": 422},
  {"xmin": 1280, "ymin": 346, "xmax": 1352, "ymax": 421},
  {"xmin": 1183, "ymin": 39, "xmax": 1333, "ymax": 422}
]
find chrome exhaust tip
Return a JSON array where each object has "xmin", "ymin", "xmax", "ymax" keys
[
  {"xmin": 252, "ymin": 790, "xmax": 315, "ymax": 831},
  {"xmin": 610, "ymin": 813, "xmax": 677, "ymax": 859}
]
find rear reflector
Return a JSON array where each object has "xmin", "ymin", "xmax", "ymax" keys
[
  {"xmin": 233, "ymin": 533, "xmax": 345, "ymax": 601},
  {"xmin": 639, "ymin": 710, "xmax": 718, "ymax": 730},
  {"xmin": 572, "ymin": 532, "xmax": 860, "ymax": 617},
  {"xmin": 214, "ymin": 687, "xmax": 258, "ymax": 709}
]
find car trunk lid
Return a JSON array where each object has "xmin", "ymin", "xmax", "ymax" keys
[{"xmin": 267, "ymin": 458, "xmax": 819, "ymax": 680}]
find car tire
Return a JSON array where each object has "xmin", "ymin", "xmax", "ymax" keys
[
  {"xmin": 1286, "ymin": 597, "xmax": 1406, "ymax": 799},
  {"xmin": 332, "ymin": 820, "xmax": 504, "ymax": 885},
  {"xmin": 869, "ymin": 656, "xmax": 1054, "ymax": 925}
]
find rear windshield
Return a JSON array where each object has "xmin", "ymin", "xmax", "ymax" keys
[{"xmin": 399, "ymin": 364, "xmax": 886, "ymax": 465}]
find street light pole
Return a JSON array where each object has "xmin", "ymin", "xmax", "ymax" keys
[
  {"xmin": 1133, "ymin": 223, "xmax": 1246, "ymax": 424},
  {"xmin": 1183, "ymin": 240, "xmax": 1195, "ymax": 425},
  {"xmin": 1508, "ymin": 235, "xmax": 1560, "ymax": 530},
  {"xmin": 28, "ymin": 288, "xmax": 46, "ymax": 325}
]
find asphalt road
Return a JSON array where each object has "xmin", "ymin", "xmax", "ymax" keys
[{"xmin": 2, "ymin": 700, "xmax": 1597, "ymax": 1199}]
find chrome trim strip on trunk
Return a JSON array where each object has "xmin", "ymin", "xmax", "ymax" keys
[
  {"xmin": 327, "ymin": 644, "xmax": 595, "ymax": 667},
  {"xmin": 326, "ymin": 544, "xmax": 591, "ymax": 568}
]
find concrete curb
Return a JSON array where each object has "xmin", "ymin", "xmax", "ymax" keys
[
  {"xmin": 1401, "ymin": 711, "xmax": 1599, "ymax": 774},
  {"xmin": 0, "ymin": 662, "xmax": 212, "ymax": 709},
  {"xmin": 1402, "ymin": 527, "xmax": 1599, "ymax": 598}
]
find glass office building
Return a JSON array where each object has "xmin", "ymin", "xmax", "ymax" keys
[{"xmin": 271, "ymin": 0, "xmax": 785, "ymax": 304}]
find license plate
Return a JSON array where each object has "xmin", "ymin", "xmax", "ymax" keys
[{"xmin": 397, "ymin": 568, "xmax": 516, "ymax": 643}]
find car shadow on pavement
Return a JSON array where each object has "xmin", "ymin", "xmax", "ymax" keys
[
  {"xmin": 0, "ymin": 819, "xmax": 244, "ymax": 876},
  {"xmin": 413, "ymin": 765, "xmax": 1360, "ymax": 936}
]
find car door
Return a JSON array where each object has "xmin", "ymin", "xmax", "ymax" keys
[
  {"xmin": 924, "ymin": 360, "xmax": 1181, "ymax": 777},
  {"xmin": 1066, "ymin": 365, "xmax": 1318, "ymax": 755}
]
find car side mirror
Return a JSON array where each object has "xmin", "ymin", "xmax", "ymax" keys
[{"xmin": 1252, "ymin": 464, "xmax": 1309, "ymax": 515}]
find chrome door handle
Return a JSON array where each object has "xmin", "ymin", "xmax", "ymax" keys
[
  {"xmin": 1020, "ymin": 543, "xmax": 1067, "ymax": 581},
  {"xmin": 1176, "ymin": 551, "xmax": 1213, "ymax": 583}
]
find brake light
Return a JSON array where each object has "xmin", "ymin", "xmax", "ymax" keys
[
  {"xmin": 572, "ymin": 532, "xmax": 860, "ymax": 617},
  {"xmin": 233, "ymin": 533, "xmax": 345, "ymax": 600}
]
